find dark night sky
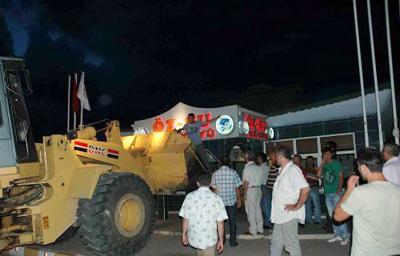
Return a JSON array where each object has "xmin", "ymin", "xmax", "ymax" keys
[{"xmin": 0, "ymin": 0, "xmax": 399, "ymax": 136}]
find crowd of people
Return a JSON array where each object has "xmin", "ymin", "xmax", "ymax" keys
[
  {"xmin": 178, "ymin": 142, "xmax": 400, "ymax": 256},
  {"xmin": 177, "ymin": 113, "xmax": 400, "ymax": 256}
]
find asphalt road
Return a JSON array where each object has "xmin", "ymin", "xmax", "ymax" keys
[
  {"xmin": 8, "ymin": 212, "xmax": 349, "ymax": 256},
  {"xmin": 33, "ymin": 234, "xmax": 350, "ymax": 256},
  {"xmin": 136, "ymin": 235, "xmax": 350, "ymax": 256}
]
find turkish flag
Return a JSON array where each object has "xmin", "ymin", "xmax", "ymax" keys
[{"xmin": 72, "ymin": 73, "xmax": 80, "ymax": 114}]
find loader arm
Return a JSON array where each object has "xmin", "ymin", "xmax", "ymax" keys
[{"xmin": 71, "ymin": 120, "xmax": 204, "ymax": 194}]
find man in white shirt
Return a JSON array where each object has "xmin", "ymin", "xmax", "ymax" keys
[
  {"xmin": 179, "ymin": 173, "xmax": 228, "ymax": 256},
  {"xmin": 334, "ymin": 148, "xmax": 400, "ymax": 256},
  {"xmin": 270, "ymin": 146, "xmax": 310, "ymax": 256},
  {"xmin": 382, "ymin": 143, "xmax": 400, "ymax": 186},
  {"xmin": 242, "ymin": 151, "xmax": 264, "ymax": 235}
]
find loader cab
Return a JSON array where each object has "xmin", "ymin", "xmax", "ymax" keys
[{"xmin": 0, "ymin": 57, "xmax": 37, "ymax": 168}]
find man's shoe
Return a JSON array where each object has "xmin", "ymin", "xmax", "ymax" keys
[
  {"xmin": 244, "ymin": 232, "xmax": 256, "ymax": 235},
  {"xmin": 340, "ymin": 238, "xmax": 350, "ymax": 246},
  {"xmin": 263, "ymin": 225, "xmax": 272, "ymax": 229},
  {"xmin": 230, "ymin": 242, "xmax": 238, "ymax": 247},
  {"xmin": 327, "ymin": 236, "xmax": 343, "ymax": 243}
]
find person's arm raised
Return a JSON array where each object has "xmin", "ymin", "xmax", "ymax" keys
[
  {"xmin": 205, "ymin": 115, "xmax": 222, "ymax": 124},
  {"xmin": 334, "ymin": 175, "xmax": 359, "ymax": 222}
]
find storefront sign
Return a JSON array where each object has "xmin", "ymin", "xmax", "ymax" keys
[
  {"xmin": 216, "ymin": 115, "xmax": 234, "ymax": 135},
  {"xmin": 268, "ymin": 127, "xmax": 275, "ymax": 139},
  {"xmin": 132, "ymin": 102, "xmax": 270, "ymax": 141},
  {"xmin": 151, "ymin": 112, "xmax": 217, "ymax": 139},
  {"xmin": 239, "ymin": 112, "xmax": 270, "ymax": 140}
]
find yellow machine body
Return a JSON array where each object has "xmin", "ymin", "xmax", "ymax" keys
[
  {"xmin": 0, "ymin": 121, "xmax": 199, "ymax": 251},
  {"xmin": 0, "ymin": 57, "xmax": 202, "ymax": 254},
  {"xmin": 0, "ymin": 135, "xmax": 110, "ymax": 248},
  {"xmin": 73, "ymin": 121, "xmax": 196, "ymax": 194}
]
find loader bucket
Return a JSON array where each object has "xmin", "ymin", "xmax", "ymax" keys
[{"xmin": 121, "ymin": 132, "xmax": 208, "ymax": 194}]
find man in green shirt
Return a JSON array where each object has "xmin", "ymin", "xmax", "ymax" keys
[{"xmin": 317, "ymin": 147, "xmax": 350, "ymax": 245}]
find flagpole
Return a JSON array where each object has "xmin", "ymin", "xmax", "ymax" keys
[
  {"xmin": 353, "ymin": 0, "xmax": 369, "ymax": 147},
  {"xmin": 74, "ymin": 73, "xmax": 78, "ymax": 129},
  {"xmin": 67, "ymin": 75, "xmax": 71, "ymax": 132},
  {"xmin": 385, "ymin": 0, "xmax": 399, "ymax": 145},
  {"xmin": 367, "ymin": 0, "xmax": 384, "ymax": 150},
  {"xmin": 80, "ymin": 72, "xmax": 85, "ymax": 127}
]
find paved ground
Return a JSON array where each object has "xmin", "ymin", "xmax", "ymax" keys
[
  {"xmin": 35, "ymin": 234, "xmax": 350, "ymax": 256},
  {"xmin": 155, "ymin": 210, "xmax": 333, "ymax": 237},
  {"xmin": 5, "ymin": 211, "xmax": 351, "ymax": 255},
  {"xmin": 136, "ymin": 235, "xmax": 350, "ymax": 256}
]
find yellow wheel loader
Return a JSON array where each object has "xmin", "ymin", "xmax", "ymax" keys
[{"xmin": 0, "ymin": 57, "xmax": 205, "ymax": 255}]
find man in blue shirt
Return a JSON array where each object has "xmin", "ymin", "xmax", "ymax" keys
[
  {"xmin": 212, "ymin": 156, "xmax": 242, "ymax": 247},
  {"xmin": 178, "ymin": 113, "xmax": 219, "ymax": 171}
]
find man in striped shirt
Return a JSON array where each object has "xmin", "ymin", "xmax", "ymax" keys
[
  {"xmin": 264, "ymin": 148, "xmax": 279, "ymax": 229},
  {"xmin": 211, "ymin": 156, "xmax": 242, "ymax": 247}
]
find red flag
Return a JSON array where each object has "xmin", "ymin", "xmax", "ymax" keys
[{"xmin": 72, "ymin": 73, "xmax": 80, "ymax": 114}]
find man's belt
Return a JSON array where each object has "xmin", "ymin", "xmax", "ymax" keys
[{"xmin": 249, "ymin": 186, "xmax": 261, "ymax": 188}]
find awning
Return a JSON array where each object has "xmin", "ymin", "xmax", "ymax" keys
[{"xmin": 267, "ymin": 89, "xmax": 391, "ymax": 127}]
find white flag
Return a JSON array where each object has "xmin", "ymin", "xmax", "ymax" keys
[{"xmin": 77, "ymin": 72, "xmax": 91, "ymax": 111}]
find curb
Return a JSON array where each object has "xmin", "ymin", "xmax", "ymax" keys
[{"xmin": 153, "ymin": 230, "xmax": 333, "ymax": 240}]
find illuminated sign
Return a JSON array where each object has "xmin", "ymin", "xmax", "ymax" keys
[
  {"xmin": 132, "ymin": 102, "xmax": 270, "ymax": 141},
  {"xmin": 268, "ymin": 127, "xmax": 275, "ymax": 139},
  {"xmin": 216, "ymin": 115, "xmax": 234, "ymax": 135},
  {"xmin": 151, "ymin": 112, "xmax": 217, "ymax": 139},
  {"xmin": 241, "ymin": 113, "xmax": 269, "ymax": 140},
  {"xmin": 239, "ymin": 121, "xmax": 250, "ymax": 134}
]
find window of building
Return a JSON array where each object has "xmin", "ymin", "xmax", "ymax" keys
[{"xmin": 296, "ymin": 138, "xmax": 318, "ymax": 154}]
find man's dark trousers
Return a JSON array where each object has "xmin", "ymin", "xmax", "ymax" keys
[{"xmin": 225, "ymin": 204, "xmax": 237, "ymax": 246}]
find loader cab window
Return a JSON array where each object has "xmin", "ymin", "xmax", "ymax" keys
[{"xmin": 6, "ymin": 71, "xmax": 37, "ymax": 163}]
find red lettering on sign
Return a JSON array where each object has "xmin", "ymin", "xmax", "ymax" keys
[
  {"xmin": 197, "ymin": 114, "xmax": 204, "ymax": 122},
  {"xmin": 166, "ymin": 119, "xmax": 175, "ymax": 131},
  {"xmin": 200, "ymin": 130, "xmax": 207, "ymax": 139},
  {"xmin": 207, "ymin": 128, "xmax": 215, "ymax": 138},
  {"xmin": 151, "ymin": 112, "xmax": 218, "ymax": 140},
  {"xmin": 153, "ymin": 117, "xmax": 165, "ymax": 132},
  {"xmin": 246, "ymin": 115, "xmax": 255, "ymax": 129},
  {"xmin": 255, "ymin": 118, "xmax": 265, "ymax": 132},
  {"xmin": 205, "ymin": 113, "xmax": 212, "ymax": 122},
  {"xmin": 242, "ymin": 114, "xmax": 269, "ymax": 141}
]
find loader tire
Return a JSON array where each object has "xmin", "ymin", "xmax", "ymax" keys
[
  {"xmin": 56, "ymin": 226, "xmax": 78, "ymax": 243},
  {"xmin": 77, "ymin": 172, "xmax": 154, "ymax": 256}
]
